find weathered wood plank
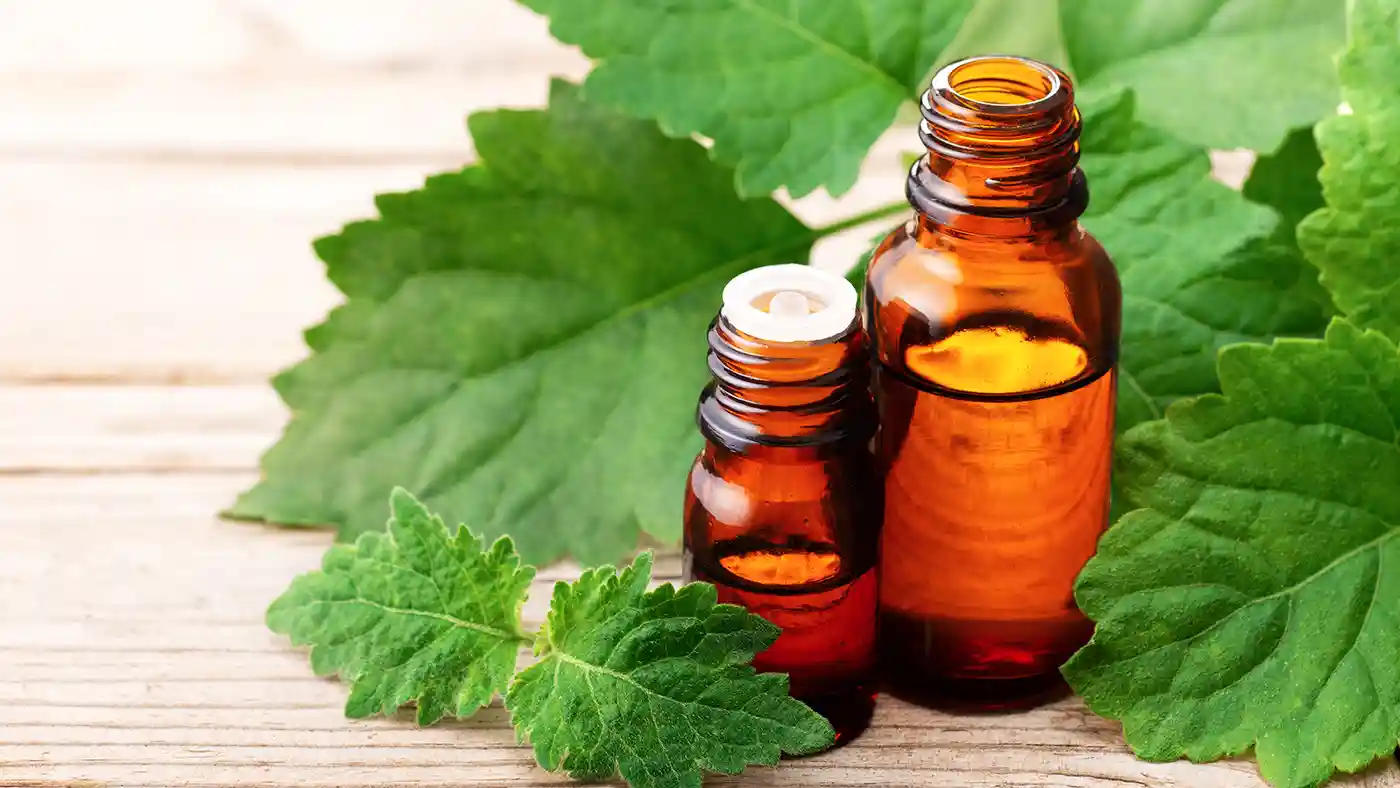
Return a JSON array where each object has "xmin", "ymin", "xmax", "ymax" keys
[
  {"xmin": 0, "ymin": 0, "xmax": 574, "ymax": 80},
  {"xmin": 0, "ymin": 71, "xmax": 574, "ymax": 159},
  {"xmin": 0, "ymin": 161, "xmax": 408, "ymax": 382},
  {"xmin": 4, "ymin": 473, "xmax": 1389, "ymax": 788},
  {"xmin": 0, "ymin": 385, "xmax": 280, "ymax": 471}
]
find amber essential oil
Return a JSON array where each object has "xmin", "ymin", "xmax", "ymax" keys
[
  {"xmin": 684, "ymin": 264, "xmax": 880, "ymax": 747},
  {"xmin": 865, "ymin": 56, "xmax": 1122, "ymax": 708},
  {"xmin": 688, "ymin": 537, "xmax": 878, "ymax": 743}
]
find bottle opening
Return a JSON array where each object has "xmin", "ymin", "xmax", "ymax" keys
[
  {"xmin": 934, "ymin": 55, "xmax": 1066, "ymax": 114},
  {"xmin": 912, "ymin": 54, "xmax": 1083, "ymax": 222},
  {"xmin": 721, "ymin": 264, "xmax": 857, "ymax": 343}
]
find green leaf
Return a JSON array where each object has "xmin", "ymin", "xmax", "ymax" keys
[
  {"xmin": 228, "ymin": 80, "xmax": 818, "ymax": 564},
  {"xmin": 1059, "ymin": 0, "xmax": 1346, "ymax": 152},
  {"xmin": 1239, "ymin": 126, "xmax": 1339, "ymax": 323},
  {"xmin": 1077, "ymin": 93, "xmax": 1331, "ymax": 432},
  {"xmin": 507, "ymin": 553, "xmax": 834, "ymax": 788},
  {"xmin": 519, "ymin": 0, "xmax": 976, "ymax": 198},
  {"xmin": 267, "ymin": 488, "xmax": 535, "ymax": 724},
  {"xmin": 1244, "ymin": 125, "xmax": 1327, "ymax": 230},
  {"xmin": 937, "ymin": 0, "xmax": 1070, "ymax": 67},
  {"xmin": 1298, "ymin": 0, "xmax": 1400, "ymax": 344},
  {"xmin": 519, "ymin": 0, "xmax": 1343, "ymax": 195},
  {"xmin": 1064, "ymin": 319, "xmax": 1400, "ymax": 788}
]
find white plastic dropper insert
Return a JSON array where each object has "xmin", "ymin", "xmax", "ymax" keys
[{"xmin": 720, "ymin": 263, "xmax": 858, "ymax": 343}]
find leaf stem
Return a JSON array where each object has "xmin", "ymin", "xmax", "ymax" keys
[{"xmin": 812, "ymin": 201, "xmax": 909, "ymax": 238}]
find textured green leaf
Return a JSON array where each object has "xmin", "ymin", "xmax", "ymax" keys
[
  {"xmin": 1298, "ymin": 0, "xmax": 1400, "ymax": 344},
  {"xmin": 519, "ymin": 0, "xmax": 975, "ymax": 198},
  {"xmin": 267, "ymin": 488, "xmax": 534, "ymax": 724},
  {"xmin": 507, "ymin": 553, "xmax": 834, "ymax": 788},
  {"xmin": 228, "ymin": 81, "xmax": 818, "ymax": 564},
  {"xmin": 1239, "ymin": 126, "xmax": 1338, "ymax": 324},
  {"xmin": 520, "ymin": 0, "xmax": 1343, "ymax": 195},
  {"xmin": 1064, "ymin": 320, "xmax": 1400, "ymax": 788},
  {"xmin": 1060, "ymin": 0, "xmax": 1345, "ymax": 152},
  {"xmin": 937, "ymin": 0, "xmax": 1069, "ymax": 66},
  {"xmin": 1078, "ymin": 93, "xmax": 1331, "ymax": 432},
  {"xmin": 1244, "ymin": 125, "xmax": 1327, "ymax": 230}
]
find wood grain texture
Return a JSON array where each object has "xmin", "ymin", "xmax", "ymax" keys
[
  {"xmin": 0, "ymin": 385, "xmax": 281, "ymax": 472},
  {"xmin": 11, "ymin": 471, "xmax": 1379, "ymax": 788},
  {"xmin": 4, "ymin": 427, "xmax": 1397, "ymax": 787}
]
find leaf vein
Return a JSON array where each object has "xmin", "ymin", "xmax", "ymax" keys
[
  {"xmin": 728, "ymin": 0, "xmax": 903, "ymax": 93},
  {"xmin": 308, "ymin": 597, "xmax": 522, "ymax": 643}
]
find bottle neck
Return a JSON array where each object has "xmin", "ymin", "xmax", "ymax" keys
[
  {"xmin": 908, "ymin": 56, "xmax": 1086, "ymax": 237},
  {"xmin": 910, "ymin": 210, "xmax": 1085, "ymax": 251},
  {"xmin": 697, "ymin": 316, "xmax": 873, "ymax": 453}
]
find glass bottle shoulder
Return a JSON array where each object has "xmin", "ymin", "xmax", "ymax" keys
[
  {"xmin": 867, "ymin": 222, "xmax": 1118, "ymax": 308},
  {"xmin": 863, "ymin": 220, "xmax": 1121, "ymax": 373}
]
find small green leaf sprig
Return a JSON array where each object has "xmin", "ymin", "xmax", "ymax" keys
[{"xmin": 269, "ymin": 489, "xmax": 834, "ymax": 788}]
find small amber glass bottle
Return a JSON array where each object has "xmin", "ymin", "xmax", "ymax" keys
[
  {"xmin": 684, "ymin": 264, "xmax": 880, "ymax": 747},
  {"xmin": 864, "ymin": 56, "xmax": 1121, "ymax": 707}
]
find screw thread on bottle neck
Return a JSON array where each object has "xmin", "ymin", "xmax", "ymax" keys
[
  {"xmin": 909, "ymin": 55, "xmax": 1086, "ymax": 234},
  {"xmin": 699, "ymin": 316, "xmax": 872, "ymax": 452},
  {"xmin": 696, "ymin": 264, "xmax": 872, "ymax": 452}
]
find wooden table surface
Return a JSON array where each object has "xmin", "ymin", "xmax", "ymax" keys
[{"xmin": 4, "ymin": 2, "xmax": 1395, "ymax": 786}]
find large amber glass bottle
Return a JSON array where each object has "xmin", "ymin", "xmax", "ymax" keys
[
  {"xmin": 864, "ymin": 56, "xmax": 1121, "ymax": 707},
  {"xmin": 684, "ymin": 264, "xmax": 880, "ymax": 746}
]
